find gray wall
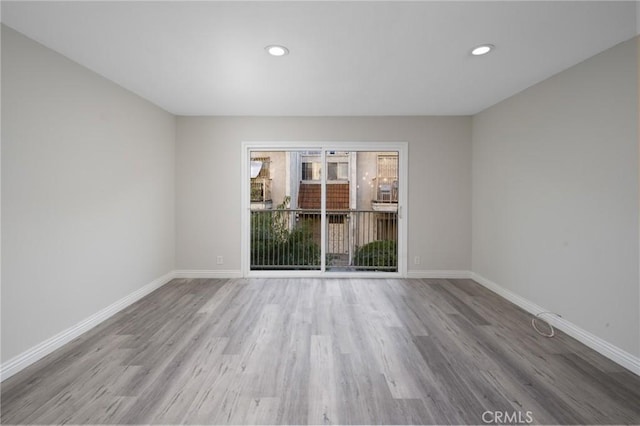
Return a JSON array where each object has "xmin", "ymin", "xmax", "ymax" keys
[
  {"xmin": 1, "ymin": 26, "xmax": 176, "ymax": 362},
  {"xmin": 175, "ymin": 116, "xmax": 472, "ymax": 272},
  {"xmin": 472, "ymin": 37, "xmax": 639, "ymax": 356}
]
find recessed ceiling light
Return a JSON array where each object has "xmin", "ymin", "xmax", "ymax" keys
[
  {"xmin": 471, "ymin": 44, "xmax": 494, "ymax": 56},
  {"xmin": 266, "ymin": 45, "xmax": 289, "ymax": 57}
]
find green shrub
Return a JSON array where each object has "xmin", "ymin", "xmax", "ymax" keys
[{"xmin": 354, "ymin": 240, "xmax": 397, "ymax": 270}]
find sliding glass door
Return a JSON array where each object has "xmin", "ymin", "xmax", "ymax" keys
[{"xmin": 244, "ymin": 143, "xmax": 405, "ymax": 276}]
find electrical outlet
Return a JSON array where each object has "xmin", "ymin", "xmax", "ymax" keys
[
  {"xmin": 414, "ymin": 256, "xmax": 421, "ymax": 265},
  {"xmin": 216, "ymin": 256, "xmax": 224, "ymax": 265}
]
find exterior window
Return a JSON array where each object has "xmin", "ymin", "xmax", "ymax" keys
[
  {"xmin": 327, "ymin": 162, "xmax": 348, "ymax": 181},
  {"xmin": 250, "ymin": 156, "xmax": 271, "ymax": 203},
  {"xmin": 377, "ymin": 154, "xmax": 398, "ymax": 180},
  {"xmin": 302, "ymin": 161, "xmax": 322, "ymax": 181},
  {"xmin": 375, "ymin": 154, "xmax": 399, "ymax": 203},
  {"xmin": 301, "ymin": 153, "xmax": 349, "ymax": 182}
]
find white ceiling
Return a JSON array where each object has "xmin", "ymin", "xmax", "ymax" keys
[{"xmin": 1, "ymin": 1, "xmax": 638, "ymax": 116}]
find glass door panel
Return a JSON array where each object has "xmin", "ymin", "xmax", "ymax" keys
[
  {"xmin": 249, "ymin": 150, "xmax": 322, "ymax": 271},
  {"xmin": 325, "ymin": 150, "xmax": 399, "ymax": 272}
]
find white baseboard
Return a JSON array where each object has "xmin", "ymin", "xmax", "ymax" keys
[
  {"xmin": 173, "ymin": 269, "xmax": 243, "ymax": 279},
  {"xmin": 406, "ymin": 270, "xmax": 472, "ymax": 279},
  {"xmin": 0, "ymin": 271, "xmax": 176, "ymax": 382},
  {"xmin": 470, "ymin": 272, "xmax": 640, "ymax": 376}
]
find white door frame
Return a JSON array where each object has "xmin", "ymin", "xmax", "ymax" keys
[{"xmin": 241, "ymin": 141, "xmax": 408, "ymax": 278}]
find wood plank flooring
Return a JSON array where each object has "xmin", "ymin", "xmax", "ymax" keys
[{"xmin": 2, "ymin": 278, "xmax": 639, "ymax": 425}]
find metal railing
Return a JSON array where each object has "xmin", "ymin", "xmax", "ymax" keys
[{"xmin": 250, "ymin": 209, "xmax": 397, "ymax": 272}]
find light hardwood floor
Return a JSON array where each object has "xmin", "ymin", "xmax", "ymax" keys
[{"xmin": 2, "ymin": 278, "xmax": 639, "ymax": 425}]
